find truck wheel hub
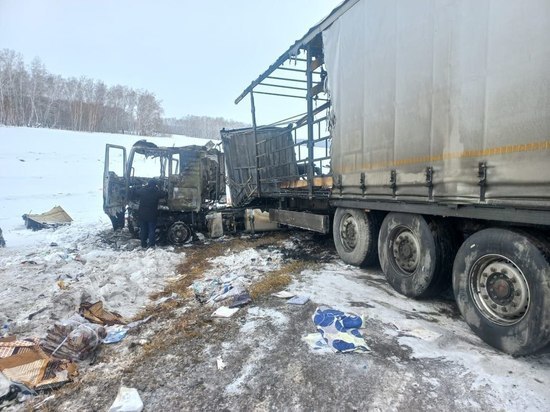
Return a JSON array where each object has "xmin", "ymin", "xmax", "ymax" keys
[
  {"xmin": 392, "ymin": 230, "xmax": 419, "ymax": 273},
  {"xmin": 167, "ymin": 222, "xmax": 191, "ymax": 245},
  {"xmin": 471, "ymin": 257, "xmax": 530, "ymax": 324},
  {"xmin": 340, "ymin": 215, "xmax": 358, "ymax": 251},
  {"xmin": 487, "ymin": 274, "xmax": 512, "ymax": 301}
]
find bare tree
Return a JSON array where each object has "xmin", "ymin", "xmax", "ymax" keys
[
  {"xmin": 136, "ymin": 91, "xmax": 163, "ymax": 136},
  {"xmin": 28, "ymin": 57, "xmax": 46, "ymax": 126},
  {"xmin": 0, "ymin": 49, "xmax": 243, "ymax": 138}
]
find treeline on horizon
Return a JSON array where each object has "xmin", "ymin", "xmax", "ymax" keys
[{"xmin": 0, "ymin": 49, "xmax": 248, "ymax": 139}]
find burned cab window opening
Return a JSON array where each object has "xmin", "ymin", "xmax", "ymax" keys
[{"xmin": 131, "ymin": 152, "xmax": 166, "ymax": 180}]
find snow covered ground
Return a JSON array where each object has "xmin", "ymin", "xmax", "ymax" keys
[
  {"xmin": 0, "ymin": 126, "xmax": 209, "ymax": 336},
  {"xmin": 0, "ymin": 126, "xmax": 211, "ymax": 246}
]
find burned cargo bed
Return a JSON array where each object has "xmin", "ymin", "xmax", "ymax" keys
[
  {"xmin": 221, "ymin": 126, "xmax": 333, "ymax": 233},
  {"xmin": 221, "ymin": 125, "xmax": 332, "ymax": 202}
]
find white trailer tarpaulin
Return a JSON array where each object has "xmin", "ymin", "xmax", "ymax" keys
[{"xmin": 323, "ymin": 0, "xmax": 550, "ymax": 205}]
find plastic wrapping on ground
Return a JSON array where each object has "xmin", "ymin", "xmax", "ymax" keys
[
  {"xmin": 40, "ymin": 314, "xmax": 106, "ymax": 361},
  {"xmin": 192, "ymin": 278, "xmax": 250, "ymax": 308},
  {"xmin": 108, "ymin": 386, "xmax": 143, "ymax": 412}
]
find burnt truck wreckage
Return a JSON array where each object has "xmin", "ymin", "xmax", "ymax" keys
[
  {"xmin": 103, "ymin": 140, "xmax": 246, "ymax": 245},
  {"xmin": 222, "ymin": 0, "xmax": 550, "ymax": 355},
  {"xmin": 101, "ymin": 1, "xmax": 550, "ymax": 355}
]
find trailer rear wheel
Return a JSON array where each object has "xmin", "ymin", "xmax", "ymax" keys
[
  {"xmin": 378, "ymin": 213, "xmax": 455, "ymax": 298},
  {"xmin": 453, "ymin": 228, "xmax": 550, "ymax": 355},
  {"xmin": 333, "ymin": 208, "xmax": 381, "ymax": 267}
]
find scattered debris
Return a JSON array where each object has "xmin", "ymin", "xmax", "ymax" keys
[
  {"xmin": 32, "ymin": 394, "xmax": 55, "ymax": 409},
  {"xmin": 27, "ymin": 307, "xmax": 48, "ymax": 321},
  {"xmin": 213, "ymin": 282, "xmax": 247, "ymax": 303},
  {"xmin": 125, "ymin": 316, "xmax": 153, "ymax": 329},
  {"xmin": 286, "ymin": 295, "xmax": 309, "ymax": 305},
  {"xmin": 193, "ymin": 278, "xmax": 252, "ymax": 309},
  {"xmin": 311, "ymin": 307, "xmax": 370, "ymax": 353},
  {"xmin": 0, "ymin": 372, "xmax": 8, "ymax": 397},
  {"xmin": 103, "ymin": 315, "xmax": 154, "ymax": 345},
  {"xmin": 212, "ymin": 306, "xmax": 239, "ymax": 318},
  {"xmin": 272, "ymin": 290, "xmax": 295, "ymax": 299},
  {"xmin": 228, "ymin": 290, "xmax": 252, "ymax": 308},
  {"xmin": 0, "ymin": 371, "xmax": 37, "ymax": 409},
  {"xmin": 108, "ymin": 386, "xmax": 143, "ymax": 412},
  {"xmin": 192, "ymin": 278, "xmax": 223, "ymax": 303},
  {"xmin": 103, "ymin": 327, "xmax": 128, "ymax": 345},
  {"xmin": 216, "ymin": 356, "xmax": 226, "ymax": 370},
  {"xmin": 40, "ymin": 314, "xmax": 106, "ymax": 361},
  {"xmin": 80, "ymin": 301, "xmax": 127, "ymax": 326},
  {"xmin": 0, "ymin": 323, "xmax": 10, "ymax": 338},
  {"xmin": 0, "ymin": 337, "xmax": 77, "ymax": 390},
  {"xmin": 0, "ymin": 372, "xmax": 11, "ymax": 406},
  {"xmin": 154, "ymin": 292, "xmax": 180, "ymax": 305},
  {"xmin": 22, "ymin": 205, "xmax": 73, "ymax": 230},
  {"xmin": 56, "ymin": 280, "xmax": 69, "ymax": 290}
]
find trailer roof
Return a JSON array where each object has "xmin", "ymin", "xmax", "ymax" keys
[{"xmin": 234, "ymin": 0, "xmax": 359, "ymax": 104}]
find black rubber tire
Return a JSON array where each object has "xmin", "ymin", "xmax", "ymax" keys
[
  {"xmin": 378, "ymin": 213, "xmax": 456, "ymax": 298},
  {"xmin": 332, "ymin": 208, "xmax": 382, "ymax": 267},
  {"xmin": 453, "ymin": 228, "xmax": 550, "ymax": 355}
]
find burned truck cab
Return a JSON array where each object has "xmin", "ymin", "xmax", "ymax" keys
[{"xmin": 103, "ymin": 140, "xmax": 226, "ymax": 245}]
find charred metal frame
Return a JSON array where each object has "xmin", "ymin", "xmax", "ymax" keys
[
  {"xmin": 233, "ymin": 2, "xmax": 362, "ymax": 202},
  {"xmin": 235, "ymin": 42, "xmax": 331, "ymax": 200},
  {"xmin": 234, "ymin": 0, "xmax": 359, "ymax": 105}
]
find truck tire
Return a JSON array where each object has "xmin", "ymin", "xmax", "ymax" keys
[
  {"xmin": 378, "ymin": 213, "xmax": 455, "ymax": 298},
  {"xmin": 333, "ymin": 208, "xmax": 381, "ymax": 267},
  {"xmin": 453, "ymin": 228, "xmax": 550, "ymax": 355},
  {"xmin": 167, "ymin": 221, "xmax": 192, "ymax": 245}
]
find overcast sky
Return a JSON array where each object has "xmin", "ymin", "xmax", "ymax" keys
[{"xmin": 0, "ymin": 0, "xmax": 341, "ymax": 124}]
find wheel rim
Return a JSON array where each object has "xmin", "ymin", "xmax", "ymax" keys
[
  {"xmin": 167, "ymin": 222, "xmax": 191, "ymax": 245},
  {"xmin": 389, "ymin": 227, "xmax": 420, "ymax": 274},
  {"xmin": 340, "ymin": 213, "xmax": 359, "ymax": 252},
  {"xmin": 469, "ymin": 254, "xmax": 530, "ymax": 326}
]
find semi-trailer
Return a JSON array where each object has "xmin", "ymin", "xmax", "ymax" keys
[{"xmin": 225, "ymin": 0, "xmax": 550, "ymax": 355}]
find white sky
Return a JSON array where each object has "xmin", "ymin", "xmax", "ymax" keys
[{"xmin": 0, "ymin": 0, "xmax": 341, "ymax": 124}]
